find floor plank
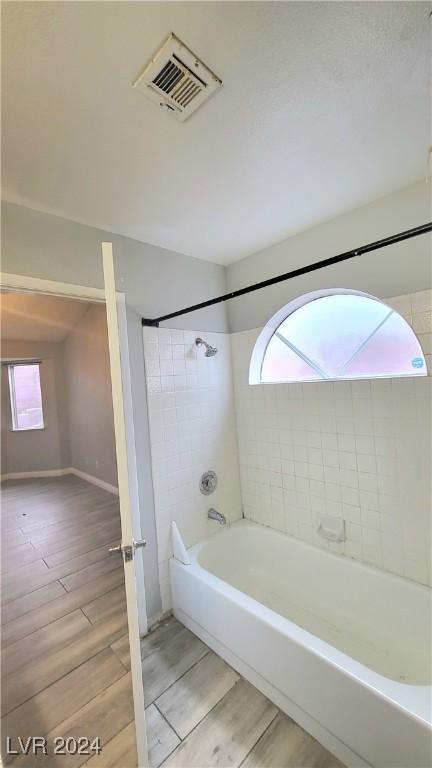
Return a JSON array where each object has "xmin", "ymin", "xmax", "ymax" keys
[
  {"xmin": 1, "ymin": 648, "xmax": 126, "ymax": 762},
  {"xmin": 42, "ymin": 533, "xmax": 120, "ymax": 568},
  {"xmin": 141, "ymin": 622, "xmax": 208, "ymax": 705},
  {"xmin": 84, "ymin": 721, "xmax": 137, "ymax": 768},
  {"xmin": 146, "ymin": 705, "xmax": 180, "ymax": 768},
  {"xmin": 10, "ymin": 672, "xmax": 135, "ymax": 768},
  {"xmin": 1, "ymin": 581, "xmax": 66, "ymax": 625},
  {"xmin": 140, "ymin": 619, "xmax": 186, "ymax": 660},
  {"xmin": 2, "ymin": 557, "xmax": 49, "ymax": 589},
  {"xmin": 59, "ymin": 556, "xmax": 120, "ymax": 593},
  {"xmin": 2, "ymin": 608, "xmax": 91, "ymax": 675},
  {"xmin": 2, "ymin": 611, "xmax": 128, "ymax": 714},
  {"xmin": 111, "ymin": 633, "xmax": 131, "ymax": 671},
  {"xmin": 161, "ymin": 679, "xmax": 277, "ymax": 768},
  {"xmin": 37, "ymin": 522, "xmax": 121, "ymax": 563},
  {"xmin": 1, "ymin": 542, "xmax": 41, "ymax": 573},
  {"xmin": 23, "ymin": 504, "xmax": 119, "ymax": 541},
  {"xmin": 241, "ymin": 711, "xmax": 344, "ymax": 768},
  {"xmin": 1, "ymin": 477, "xmax": 138, "ymax": 768},
  {"xmin": 82, "ymin": 586, "xmax": 126, "ymax": 624},
  {"xmin": 2, "ymin": 568, "xmax": 124, "ymax": 646},
  {"xmin": 156, "ymin": 652, "xmax": 239, "ymax": 739},
  {"xmin": 1, "ymin": 529, "xmax": 26, "ymax": 546},
  {"xmin": 1, "ymin": 550, "xmax": 119, "ymax": 604}
]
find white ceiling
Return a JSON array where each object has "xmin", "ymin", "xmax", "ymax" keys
[
  {"xmin": 2, "ymin": 2, "xmax": 430, "ymax": 265},
  {"xmin": 0, "ymin": 293, "xmax": 90, "ymax": 342}
]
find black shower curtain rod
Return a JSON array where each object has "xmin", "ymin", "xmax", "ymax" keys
[{"xmin": 141, "ymin": 222, "xmax": 432, "ymax": 327}]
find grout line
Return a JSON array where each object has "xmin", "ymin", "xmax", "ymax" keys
[
  {"xmin": 81, "ymin": 585, "xmax": 126, "ymax": 622},
  {"xmin": 2, "ymin": 597, "xmax": 113, "ymax": 653},
  {"xmin": 79, "ymin": 606, "xmax": 93, "ymax": 627},
  {"xmin": 154, "ymin": 740, "xmax": 179, "ymax": 768},
  {"xmin": 149, "ymin": 620, "xmax": 282, "ymax": 767},
  {"xmin": 148, "ymin": 648, "xmax": 210, "ymax": 706},
  {"xmin": 156, "ymin": 677, "xmax": 245, "ymax": 766},
  {"xmin": 41, "ymin": 541, "xmax": 119, "ymax": 569},
  {"xmin": 2, "ymin": 582, "xmax": 126, "ymax": 648},
  {"xmin": 28, "ymin": 667, "xmax": 132, "ymax": 748},
  {"xmin": 153, "ymin": 701, "xmax": 182, "ymax": 742},
  {"xmin": 110, "ymin": 639, "xmax": 131, "ymax": 673},
  {"xmin": 2, "ymin": 630, "xmax": 128, "ymax": 717},
  {"xmin": 237, "ymin": 711, "xmax": 279, "ymax": 768}
]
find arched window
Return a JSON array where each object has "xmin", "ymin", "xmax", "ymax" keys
[{"xmin": 249, "ymin": 289, "xmax": 427, "ymax": 385}]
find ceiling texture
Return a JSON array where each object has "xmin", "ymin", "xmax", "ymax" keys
[
  {"xmin": 2, "ymin": 2, "xmax": 430, "ymax": 265},
  {"xmin": 0, "ymin": 293, "xmax": 90, "ymax": 342}
]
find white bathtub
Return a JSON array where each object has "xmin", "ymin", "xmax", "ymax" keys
[{"xmin": 170, "ymin": 520, "xmax": 432, "ymax": 768}]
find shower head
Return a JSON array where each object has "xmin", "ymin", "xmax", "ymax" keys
[{"xmin": 195, "ymin": 337, "xmax": 218, "ymax": 357}]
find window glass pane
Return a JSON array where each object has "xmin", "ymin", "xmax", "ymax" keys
[
  {"xmin": 277, "ymin": 295, "xmax": 390, "ymax": 377},
  {"xmin": 340, "ymin": 311, "xmax": 426, "ymax": 379},
  {"xmin": 261, "ymin": 334, "xmax": 322, "ymax": 382},
  {"xmin": 256, "ymin": 292, "xmax": 427, "ymax": 384},
  {"xmin": 11, "ymin": 364, "xmax": 44, "ymax": 430}
]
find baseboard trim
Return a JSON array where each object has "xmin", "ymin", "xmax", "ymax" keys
[
  {"xmin": 1, "ymin": 467, "xmax": 118, "ymax": 495},
  {"xmin": 68, "ymin": 468, "xmax": 119, "ymax": 495},
  {"xmin": 1, "ymin": 468, "xmax": 70, "ymax": 481}
]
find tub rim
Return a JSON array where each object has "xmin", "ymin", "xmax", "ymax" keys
[{"xmin": 173, "ymin": 519, "xmax": 432, "ymax": 726}]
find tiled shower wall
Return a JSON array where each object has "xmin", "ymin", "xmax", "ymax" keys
[
  {"xmin": 143, "ymin": 290, "xmax": 431, "ymax": 608},
  {"xmin": 143, "ymin": 328, "xmax": 242, "ymax": 610},
  {"xmin": 231, "ymin": 290, "xmax": 432, "ymax": 586}
]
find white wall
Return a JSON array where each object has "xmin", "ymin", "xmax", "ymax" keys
[
  {"xmin": 64, "ymin": 304, "xmax": 118, "ymax": 488},
  {"xmin": 1, "ymin": 340, "xmax": 68, "ymax": 475},
  {"xmin": 231, "ymin": 290, "xmax": 432, "ymax": 586},
  {"xmin": 143, "ymin": 327, "xmax": 242, "ymax": 611},
  {"xmin": 227, "ymin": 182, "xmax": 431, "ymax": 332}
]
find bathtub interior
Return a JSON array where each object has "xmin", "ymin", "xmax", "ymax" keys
[{"xmin": 194, "ymin": 522, "xmax": 432, "ymax": 685}]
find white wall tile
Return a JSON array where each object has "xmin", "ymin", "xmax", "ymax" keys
[
  {"xmin": 143, "ymin": 326, "xmax": 242, "ymax": 611},
  {"xmin": 231, "ymin": 290, "xmax": 431, "ymax": 587},
  {"xmin": 144, "ymin": 292, "xmax": 431, "ymax": 601}
]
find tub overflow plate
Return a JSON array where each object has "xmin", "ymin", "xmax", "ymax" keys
[{"xmin": 200, "ymin": 470, "xmax": 217, "ymax": 495}]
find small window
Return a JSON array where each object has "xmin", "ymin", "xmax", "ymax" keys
[
  {"xmin": 249, "ymin": 290, "xmax": 427, "ymax": 384},
  {"xmin": 8, "ymin": 363, "xmax": 44, "ymax": 431}
]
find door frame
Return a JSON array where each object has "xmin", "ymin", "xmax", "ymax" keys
[{"xmin": 0, "ymin": 266, "xmax": 149, "ymax": 766}]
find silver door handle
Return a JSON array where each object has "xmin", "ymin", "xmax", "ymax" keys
[{"xmin": 108, "ymin": 539, "xmax": 146, "ymax": 561}]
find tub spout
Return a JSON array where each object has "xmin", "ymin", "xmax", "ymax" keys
[{"xmin": 208, "ymin": 508, "xmax": 226, "ymax": 525}]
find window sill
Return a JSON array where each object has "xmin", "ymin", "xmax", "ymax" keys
[{"xmin": 10, "ymin": 427, "xmax": 46, "ymax": 433}]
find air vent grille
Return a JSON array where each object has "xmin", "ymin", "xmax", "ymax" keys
[
  {"xmin": 153, "ymin": 61, "xmax": 183, "ymax": 93},
  {"xmin": 133, "ymin": 34, "xmax": 222, "ymax": 122},
  {"xmin": 152, "ymin": 59, "xmax": 204, "ymax": 109}
]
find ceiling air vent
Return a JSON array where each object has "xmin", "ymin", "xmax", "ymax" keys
[{"xmin": 133, "ymin": 33, "xmax": 222, "ymax": 122}]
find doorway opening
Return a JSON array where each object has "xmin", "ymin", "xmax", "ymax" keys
[{"xmin": 0, "ymin": 276, "xmax": 147, "ymax": 767}]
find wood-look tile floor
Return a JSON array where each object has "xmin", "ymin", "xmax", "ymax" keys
[
  {"xmin": 2, "ymin": 476, "xmax": 345, "ymax": 768},
  {"xmin": 1, "ymin": 475, "xmax": 137, "ymax": 767},
  {"xmin": 141, "ymin": 617, "xmax": 345, "ymax": 768}
]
